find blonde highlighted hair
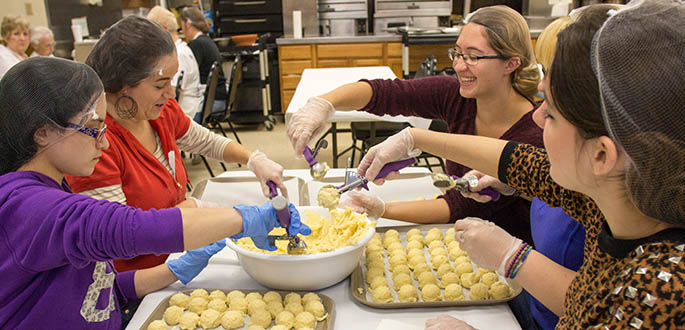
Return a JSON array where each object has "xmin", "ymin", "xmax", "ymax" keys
[
  {"xmin": 467, "ymin": 5, "xmax": 540, "ymax": 98},
  {"xmin": 147, "ymin": 6, "xmax": 179, "ymax": 33},
  {"xmin": 534, "ymin": 16, "xmax": 573, "ymax": 70},
  {"xmin": 1, "ymin": 15, "xmax": 30, "ymax": 40}
]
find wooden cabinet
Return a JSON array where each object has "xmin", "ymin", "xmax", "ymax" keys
[{"xmin": 278, "ymin": 42, "xmax": 402, "ymax": 112}]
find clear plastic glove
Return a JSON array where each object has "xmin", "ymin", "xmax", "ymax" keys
[
  {"xmin": 231, "ymin": 201, "xmax": 312, "ymax": 251},
  {"xmin": 168, "ymin": 239, "xmax": 226, "ymax": 285},
  {"xmin": 188, "ymin": 197, "xmax": 223, "ymax": 208},
  {"xmin": 425, "ymin": 315, "xmax": 477, "ymax": 330},
  {"xmin": 459, "ymin": 170, "xmax": 516, "ymax": 203},
  {"xmin": 247, "ymin": 150, "xmax": 288, "ymax": 199},
  {"xmin": 339, "ymin": 191, "xmax": 386, "ymax": 218},
  {"xmin": 357, "ymin": 127, "xmax": 421, "ymax": 182},
  {"xmin": 453, "ymin": 217, "xmax": 522, "ymax": 275},
  {"xmin": 286, "ymin": 96, "xmax": 336, "ymax": 157}
]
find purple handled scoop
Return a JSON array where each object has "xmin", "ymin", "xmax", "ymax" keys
[
  {"xmin": 432, "ymin": 174, "xmax": 501, "ymax": 201},
  {"xmin": 266, "ymin": 181, "xmax": 306, "ymax": 254},
  {"xmin": 303, "ymin": 140, "xmax": 329, "ymax": 180}
]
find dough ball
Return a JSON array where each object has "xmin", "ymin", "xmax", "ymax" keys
[
  {"xmin": 388, "ymin": 248, "xmax": 407, "ymax": 259},
  {"xmin": 444, "ymin": 283, "xmax": 465, "ymax": 301},
  {"xmin": 406, "ymin": 240, "xmax": 424, "ymax": 251},
  {"xmin": 284, "ymin": 292, "xmax": 302, "ymax": 306},
  {"xmin": 460, "ymin": 272, "xmax": 480, "ymax": 289},
  {"xmin": 408, "ymin": 255, "xmax": 426, "ymax": 269},
  {"xmin": 391, "ymin": 263, "xmax": 411, "ymax": 276},
  {"xmin": 266, "ymin": 300, "xmax": 284, "ymax": 318},
  {"xmin": 199, "ymin": 309, "xmax": 221, "ymax": 329},
  {"xmin": 366, "ymin": 257, "xmax": 385, "ymax": 270},
  {"xmin": 245, "ymin": 292, "xmax": 263, "ymax": 303},
  {"xmin": 366, "ymin": 267, "xmax": 385, "ymax": 281},
  {"xmin": 248, "ymin": 298, "xmax": 267, "ymax": 316},
  {"xmin": 384, "ymin": 229, "xmax": 400, "ymax": 241},
  {"xmin": 294, "ymin": 311, "xmax": 316, "ymax": 329},
  {"xmin": 220, "ymin": 310, "xmax": 245, "ymax": 329},
  {"xmin": 263, "ymin": 291, "xmax": 282, "ymax": 304},
  {"xmin": 387, "ymin": 241, "xmax": 404, "ymax": 254},
  {"xmin": 397, "ymin": 284, "xmax": 419, "ymax": 303},
  {"xmin": 430, "ymin": 255, "xmax": 449, "ymax": 269},
  {"xmin": 226, "ymin": 290, "xmax": 245, "ymax": 305},
  {"xmin": 412, "ymin": 262, "xmax": 431, "ymax": 275},
  {"xmin": 190, "ymin": 289, "xmax": 209, "ymax": 300},
  {"xmin": 449, "ymin": 247, "xmax": 468, "ymax": 260},
  {"xmin": 371, "ymin": 286, "xmax": 394, "ymax": 303},
  {"xmin": 369, "ymin": 276, "xmax": 389, "ymax": 290},
  {"xmin": 249, "ymin": 309, "xmax": 272, "ymax": 328},
  {"xmin": 406, "ymin": 228, "xmax": 422, "ymax": 239},
  {"xmin": 424, "ymin": 228, "xmax": 443, "ymax": 244},
  {"xmin": 440, "ymin": 272, "xmax": 460, "ymax": 288},
  {"xmin": 305, "ymin": 300, "xmax": 327, "ymax": 320},
  {"xmin": 429, "ymin": 247, "xmax": 447, "ymax": 258},
  {"xmin": 275, "ymin": 310, "xmax": 295, "ymax": 329},
  {"xmin": 285, "ymin": 301, "xmax": 304, "ymax": 315},
  {"xmin": 178, "ymin": 311, "xmax": 200, "ymax": 330},
  {"xmin": 421, "ymin": 283, "xmax": 442, "ymax": 302},
  {"xmin": 208, "ymin": 290, "xmax": 226, "ymax": 301},
  {"xmin": 388, "ymin": 254, "xmax": 407, "ymax": 268},
  {"xmin": 271, "ymin": 326, "xmax": 289, "ymax": 330},
  {"xmin": 372, "ymin": 232, "xmax": 382, "ymax": 241},
  {"xmin": 454, "ymin": 262, "xmax": 473, "ymax": 275},
  {"xmin": 417, "ymin": 271, "xmax": 437, "ymax": 289},
  {"xmin": 207, "ymin": 298, "xmax": 227, "ymax": 313},
  {"xmin": 489, "ymin": 281, "xmax": 512, "ymax": 300},
  {"xmin": 447, "ymin": 241, "xmax": 460, "ymax": 251},
  {"xmin": 229, "ymin": 296, "xmax": 248, "ymax": 314},
  {"xmin": 469, "ymin": 282, "xmax": 489, "ymax": 300},
  {"xmin": 169, "ymin": 292, "xmax": 191, "ymax": 309},
  {"xmin": 383, "ymin": 237, "xmax": 401, "ymax": 249},
  {"xmin": 366, "ymin": 239, "xmax": 382, "ymax": 249},
  {"xmin": 444, "ymin": 228, "xmax": 456, "ymax": 244},
  {"xmin": 454, "ymin": 256, "xmax": 471, "ymax": 266},
  {"xmin": 480, "ymin": 272, "xmax": 499, "ymax": 287},
  {"xmin": 392, "ymin": 273, "xmax": 412, "ymax": 291},
  {"xmin": 407, "ymin": 248, "xmax": 424, "ymax": 259},
  {"xmin": 366, "ymin": 249, "xmax": 384, "ymax": 262},
  {"xmin": 147, "ymin": 320, "xmax": 167, "ymax": 330},
  {"xmin": 188, "ymin": 297, "xmax": 208, "ymax": 314},
  {"xmin": 365, "ymin": 243, "xmax": 383, "ymax": 255},
  {"xmin": 317, "ymin": 186, "xmax": 340, "ymax": 209},
  {"xmin": 428, "ymin": 240, "xmax": 445, "ymax": 251},
  {"xmin": 246, "ymin": 325, "xmax": 266, "ymax": 330},
  {"xmin": 436, "ymin": 263, "xmax": 454, "ymax": 279},
  {"xmin": 302, "ymin": 292, "xmax": 321, "ymax": 305},
  {"xmin": 163, "ymin": 305, "xmax": 184, "ymax": 325}
]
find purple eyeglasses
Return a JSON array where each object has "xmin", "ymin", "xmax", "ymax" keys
[{"xmin": 66, "ymin": 123, "xmax": 107, "ymax": 144}]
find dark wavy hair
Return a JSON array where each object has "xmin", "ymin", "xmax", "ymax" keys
[
  {"xmin": 0, "ymin": 57, "xmax": 104, "ymax": 175},
  {"xmin": 86, "ymin": 15, "xmax": 175, "ymax": 93}
]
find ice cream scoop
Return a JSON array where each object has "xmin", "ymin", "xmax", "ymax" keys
[
  {"xmin": 432, "ymin": 173, "xmax": 501, "ymax": 201},
  {"xmin": 266, "ymin": 181, "xmax": 307, "ymax": 254},
  {"xmin": 303, "ymin": 140, "xmax": 329, "ymax": 180}
]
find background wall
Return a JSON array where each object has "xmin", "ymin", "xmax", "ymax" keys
[{"xmin": 0, "ymin": 0, "xmax": 49, "ymax": 27}]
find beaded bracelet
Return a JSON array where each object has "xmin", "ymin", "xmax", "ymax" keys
[
  {"xmin": 505, "ymin": 243, "xmax": 529, "ymax": 278},
  {"xmin": 510, "ymin": 245, "xmax": 533, "ymax": 279}
]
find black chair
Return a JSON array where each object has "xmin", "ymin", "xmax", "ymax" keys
[
  {"xmin": 198, "ymin": 61, "xmax": 228, "ymax": 177},
  {"xmin": 174, "ymin": 70, "xmax": 184, "ymax": 102},
  {"xmin": 347, "ymin": 121, "xmax": 411, "ymax": 167},
  {"xmin": 219, "ymin": 55, "xmax": 243, "ymax": 144}
]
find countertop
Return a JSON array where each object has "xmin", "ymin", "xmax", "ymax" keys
[{"xmin": 276, "ymin": 29, "xmax": 542, "ymax": 45}]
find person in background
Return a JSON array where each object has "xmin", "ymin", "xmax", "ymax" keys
[
  {"xmin": 0, "ymin": 56, "xmax": 311, "ymax": 329},
  {"xmin": 29, "ymin": 26, "xmax": 55, "ymax": 57},
  {"xmin": 356, "ymin": 2, "xmax": 684, "ymax": 328},
  {"xmin": 0, "ymin": 15, "xmax": 29, "ymax": 79},
  {"xmin": 65, "ymin": 16, "xmax": 288, "ymax": 274},
  {"xmin": 290, "ymin": 6, "xmax": 542, "ymax": 246},
  {"xmin": 179, "ymin": 6, "xmax": 227, "ymax": 124},
  {"xmin": 147, "ymin": 6, "xmax": 203, "ymax": 120}
]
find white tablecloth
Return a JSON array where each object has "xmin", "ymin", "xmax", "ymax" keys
[{"xmin": 125, "ymin": 168, "xmax": 521, "ymax": 330}]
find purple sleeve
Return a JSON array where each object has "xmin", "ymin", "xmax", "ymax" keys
[
  {"xmin": 115, "ymin": 270, "xmax": 139, "ymax": 303},
  {"xmin": 359, "ymin": 76, "xmax": 469, "ymax": 122}
]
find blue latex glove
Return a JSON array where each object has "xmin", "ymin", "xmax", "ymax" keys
[
  {"xmin": 231, "ymin": 201, "xmax": 312, "ymax": 251},
  {"xmin": 168, "ymin": 239, "xmax": 226, "ymax": 285}
]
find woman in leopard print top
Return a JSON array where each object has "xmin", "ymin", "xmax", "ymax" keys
[{"xmin": 357, "ymin": 2, "xmax": 684, "ymax": 329}]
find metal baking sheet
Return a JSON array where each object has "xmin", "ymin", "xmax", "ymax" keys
[
  {"xmin": 139, "ymin": 289, "xmax": 335, "ymax": 330},
  {"xmin": 192, "ymin": 176, "xmax": 309, "ymax": 207},
  {"xmin": 350, "ymin": 224, "xmax": 522, "ymax": 309}
]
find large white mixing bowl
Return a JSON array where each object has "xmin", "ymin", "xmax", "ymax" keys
[{"xmin": 227, "ymin": 206, "xmax": 375, "ymax": 290}]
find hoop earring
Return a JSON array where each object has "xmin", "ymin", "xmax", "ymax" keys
[{"xmin": 114, "ymin": 95, "xmax": 138, "ymax": 119}]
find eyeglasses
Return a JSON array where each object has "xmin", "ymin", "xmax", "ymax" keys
[
  {"xmin": 66, "ymin": 123, "xmax": 107, "ymax": 144},
  {"xmin": 448, "ymin": 48, "xmax": 507, "ymax": 65}
]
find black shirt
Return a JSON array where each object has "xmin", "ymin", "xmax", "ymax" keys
[{"xmin": 187, "ymin": 34, "xmax": 227, "ymax": 101}]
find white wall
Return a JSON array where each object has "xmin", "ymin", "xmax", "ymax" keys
[{"xmin": 0, "ymin": 0, "xmax": 49, "ymax": 27}]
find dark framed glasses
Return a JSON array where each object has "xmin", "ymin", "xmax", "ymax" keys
[
  {"xmin": 448, "ymin": 47, "xmax": 507, "ymax": 65},
  {"xmin": 66, "ymin": 123, "xmax": 107, "ymax": 144}
]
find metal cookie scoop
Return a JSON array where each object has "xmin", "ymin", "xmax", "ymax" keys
[
  {"xmin": 318, "ymin": 158, "xmax": 417, "ymax": 209},
  {"xmin": 303, "ymin": 140, "xmax": 329, "ymax": 180},
  {"xmin": 265, "ymin": 181, "xmax": 307, "ymax": 254},
  {"xmin": 432, "ymin": 173, "xmax": 501, "ymax": 201}
]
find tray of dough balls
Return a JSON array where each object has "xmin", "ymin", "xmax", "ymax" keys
[
  {"xmin": 350, "ymin": 224, "xmax": 522, "ymax": 308},
  {"xmin": 142, "ymin": 288, "xmax": 334, "ymax": 330}
]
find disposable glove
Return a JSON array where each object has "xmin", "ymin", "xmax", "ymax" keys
[
  {"xmin": 247, "ymin": 150, "xmax": 288, "ymax": 199},
  {"xmin": 339, "ymin": 191, "xmax": 386, "ymax": 219},
  {"xmin": 453, "ymin": 217, "xmax": 523, "ymax": 275},
  {"xmin": 425, "ymin": 315, "xmax": 477, "ymax": 330},
  {"xmin": 286, "ymin": 96, "xmax": 336, "ymax": 157},
  {"xmin": 357, "ymin": 127, "xmax": 421, "ymax": 183},
  {"xmin": 168, "ymin": 239, "xmax": 226, "ymax": 285},
  {"xmin": 231, "ymin": 201, "xmax": 312, "ymax": 251},
  {"xmin": 459, "ymin": 170, "xmax": 516, "ymax": 203},
  {"xmin": 188, "ymin": 197, "xmax": 223, "ymax": 208}
]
